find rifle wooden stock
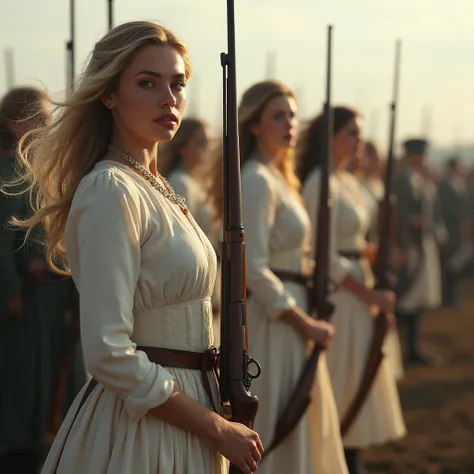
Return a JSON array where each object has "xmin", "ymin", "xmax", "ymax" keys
[
  {"xmin": 340, "ymin": 39, "xmax": 402, "ymax": 436},
  {"xmin": 219, "ymin": 2, "xmax": 261, "ymax": 472},
  {"xmin": 262, "ymin": 26, "xmax": 334, "ymax": 458}
]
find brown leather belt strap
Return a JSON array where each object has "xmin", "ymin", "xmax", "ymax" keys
[
  {"xmin": 137, "ymin": 345, "xmax": 219, "ymax": 413},
  {"xmin": 75, "ymin": 347, "xmax": 218, "ymax": 413},
  {"xmin": 339, "ymin": 250, "xmax": 363, "ymax": 260},
  {"xmin": 272, "ymin": 270, "xmax": 311, "ymax": 287},
  {"xmin": 247, "ymin": 269, "xmax": 311, "ymax": 298},
  {"xmin": 137, "ymin": 346, "xmax": 216, "ymax": 371},
  {"xmin": 53, "ymin": 346, "xmax": 219, "ymax": 472}
]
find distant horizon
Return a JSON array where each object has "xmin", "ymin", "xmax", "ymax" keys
[{"xmin": 2, "ymin": 0, "xmax": 473, "ymax": 150}]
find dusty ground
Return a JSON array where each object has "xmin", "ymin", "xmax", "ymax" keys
[{"xmin": 363, "ymin": 280, "xmax": 474, "ymax": 473}]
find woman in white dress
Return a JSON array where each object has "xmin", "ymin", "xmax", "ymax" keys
[
  {"xmin": 11, "ymin": 21, "xmax": 263, "ymax": 474},
  {"xmin": 160, "ymin": 118, "xmax": 215, "ymax": 237},
  {"xmin": 298, "ymin": 107, "xmax": 406, "ymax": 474},
  {"xmin": 210, "ymin": 80, "xmax": 348, "ymax": 474},
  {"xmin": 160, "ymin": 118, "xmax": 221, "ymax": 318},
  {"xmin": 360, "ymin": 141, "xmax": 404, "ymax": 381}
]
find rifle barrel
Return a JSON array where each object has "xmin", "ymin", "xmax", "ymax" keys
[
  {"xmin": 108, "ymin": 0, "xmax": 114, "ymax": 31},
  {"xmin": 4, "ymin": 48, "xmax": 15, "ymax": 88}
]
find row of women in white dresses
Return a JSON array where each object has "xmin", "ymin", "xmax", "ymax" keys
[
  {"xmin": 169, "ymin": 161, "xmax": 406, "ymax": 473},
  {"xmin": 42, "ymin": 159, "xmax": 406, "ymax": 474}
]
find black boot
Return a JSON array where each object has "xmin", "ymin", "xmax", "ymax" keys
[
  {"xmin": 344, "ymin": 448, "xmax": 367, "ymax": 474},
  {"xmin": 406, "ymin": 312, "xmax": 443, "ymax": 367}
]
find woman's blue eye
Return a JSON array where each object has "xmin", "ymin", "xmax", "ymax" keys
[
  {"xmin": 172, "ymin": 81, "xmax": 187, "ymax": 91},
  {"xmin": 139, "ymin": 80, "xmax": 154, "ymax": 88}
]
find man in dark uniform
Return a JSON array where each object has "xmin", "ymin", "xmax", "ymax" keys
[
  {"xmin": 393, "ymin": 139, "xmax": 445, "ymax": 366},
  {"xmin": 438, "ymin": 157, "xmax": 471, "ymax": 307}
]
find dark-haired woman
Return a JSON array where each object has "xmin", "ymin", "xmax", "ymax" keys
[
  {"xmin": 161, "ymin": 117, "xmax": 215, "ymax": 238},
  {"xmin": 0, "ymin": 87, "xmax": 85, "ymax": 473},
  {"xmin": 299, "ymin": 107, "xmax": 406, "ymax": 474}
]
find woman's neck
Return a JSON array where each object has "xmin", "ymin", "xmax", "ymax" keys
[
  {"xmin": 334, "ymin": 155, "xmax": 347, "ymax": 173},
  {"xmin": 109, "ymin": 134, "xmax": 158, "ymax": 175},
  {"xmin": 255, "ymin": 142, "xmax": 279, "ymax": 165}
]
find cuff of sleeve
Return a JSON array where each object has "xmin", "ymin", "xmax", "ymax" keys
[
  {"xmin": 331, "ymin": 257, "xmax": 353, "ymax": 285},
  {"xmin": 266, "ymin": 293, "xmax": 297, "ymax": 320},
  {"xmin": 123, "ymin": 364, "xmax": 175, "ymax": 421}
]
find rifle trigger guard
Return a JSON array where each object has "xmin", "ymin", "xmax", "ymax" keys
[{"xmin": 245, "ymin": 353, "xmax": 261, "ymax": 381}]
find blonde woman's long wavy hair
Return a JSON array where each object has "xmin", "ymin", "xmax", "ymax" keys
[
  {"xmin": 210, "ymin": 80, "xmax": 300, "ymax": 220},
  {"xmin": 9, "ymin": 21, "xmax": 191, "ymax": 275}
]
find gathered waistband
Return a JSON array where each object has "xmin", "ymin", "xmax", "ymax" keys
[{"xmin": 132, "ymin": 297, "xmax": 213, "ymax": 352}]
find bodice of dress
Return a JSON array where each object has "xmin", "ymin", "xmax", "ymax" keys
[
  {"xmin": 332, "ymin": 171, "xmax": 372, "ymax": 251},
  {"xmin": 241, "ymin": 159, "xmax": 311, "ymax": 318},
  {"xmin": 303, "ymin": 169, "xmax": 372, "ymax": 285}
]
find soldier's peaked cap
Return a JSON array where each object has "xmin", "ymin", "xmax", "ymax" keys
[{"xmin": 403, "ymin": 138, "xmax": 428, "ymax": 154}]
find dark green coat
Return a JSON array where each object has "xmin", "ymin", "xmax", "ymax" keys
[{"xmin": 0, "ymin": 155, "xmax": 85, "ymax": 458}]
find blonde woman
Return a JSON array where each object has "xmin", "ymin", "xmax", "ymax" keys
[
  {"xmin": 11, "ymin": 21, "xmax": 262, "ymax": 474},
  {"xmin": 299, "ymin": 107, "xmax": 406, "ymax": 474},
  {"xmin": 211, "ymin": 80, "xmax": 348, "ymax": 474}
]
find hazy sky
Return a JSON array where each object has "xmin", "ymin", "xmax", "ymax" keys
[{"xmin": 1, "ymin": 0, "xmax": 473, "ymax": 152}]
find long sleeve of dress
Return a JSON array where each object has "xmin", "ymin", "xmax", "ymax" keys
[
  {"xmin": 302, "ymin": 169, "xmax": 352, "ymax": 285},
  {"xmin": 65, "ymin": 170, "xmax": 175, "ymax": 421},
  {"xmin": 242, "ymin": 167, "xmax": 297, "ymax": 318}
]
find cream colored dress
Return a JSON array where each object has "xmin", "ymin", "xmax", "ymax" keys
[
  {"xmin": 303, "ymin": 169, "xmax": 406, "ymax": 448},
  {"xmin": 362, "ymin": 177, "xmax": 404, "ymax": 381},
  {"xmin": 168, "ymin": 168, "xmax": 221, "ymax": 318},
  {"xmin": 242, "ymin": 159, "xmax": 348, "ymax": 474},
  {"xmin": 41, "ymin": 161, "xmax": 226, "ymax": 474},
  {"xmin": 167, "ymin": 168, "xmax": 215, "ymax": 239}
]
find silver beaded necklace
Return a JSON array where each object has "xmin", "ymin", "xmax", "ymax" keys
[{"xmin": 108, "ymin": 144, "xmax": 188, "ymax": 215}]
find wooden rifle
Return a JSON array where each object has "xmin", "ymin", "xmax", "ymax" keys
[
  {"xmin": 262, "ymin": 25, "xmax": 334, "ymax": 458},
  {"xmin": 4, "ymin": 48, "xmax": 15, "ymax": 89},
  {"xmin": 219, "ymin": 1, "xmax": 261, "ymax": 472},
  {"xmin": 108, "ymin": 0, "xmax": 114, "ymax": 31},
  {"xmin": 66, "ymin": 0, "xmax": 75, "ymax": 98},
  {"xmin": 340, "ymin": 39, "xmax": 402, "ymax": 436}
]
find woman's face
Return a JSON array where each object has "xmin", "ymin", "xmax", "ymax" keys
[
  {"xmin": 333, "ymin": 117, "xmax": 361, "ymax": 166},
  {"xmin": 251, "ymin": 94, "xmax": 298, "ymax": 157},
  {"xmin": 109, "ymin": 44, "xmax": 187, "ymax": 146},
  {"xmin": 180, "ymin": 126, "xmax": 210, "ymax": 169}
]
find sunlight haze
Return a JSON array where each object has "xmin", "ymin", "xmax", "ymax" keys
[{"xmin": 1, "ymin": 0, "xmax": 473, "ymax": 153}]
